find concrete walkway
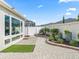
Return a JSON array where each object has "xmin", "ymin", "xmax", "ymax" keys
[
  {"xmin": 0, "ymin": 37, "xmax": 79, "ymax": 59},
  {"xmin": 15, "ymin": 37, "xmax": 36, "ymax": 45}
]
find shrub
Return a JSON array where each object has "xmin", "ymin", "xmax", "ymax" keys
[
  {"xmin": 77, "ymin": 33, "xmax": 79, "ymax": 39},
  {"xmin": 64, "ymin": 30, "xmax": 71, "ymax": 34},
  {"xmin": 57, "ymin": 39, "xmax": 64, "ymax": 44},
  {"xmin": 48, "ymin": 35, "xmax": 54, "ymax": 41},
  {"xmin": 64, "ymin": 30, "xmax": 72, "ymax": 41},
  {"xmin": 69, "ymin": 40, "xmax": 78, "ymax": 46},
  {"xmin": 55, "ymin": 35, "xmax": 59, "ymax": 40},
  {"xmin": 39, "ymin": 28, "xmax": 45, "ymax": 35},
  {"xmin": 51, "ymin": 28, "xmax": 59, "ymax": 35},
  {"xmin": 39, "ymin": 28, "xmax": 50, "ymax": 35},
  {"xmin": 50, "ymin": 28, "xmax": 59, "ymax": 40},
  {"xmin": 58, "ymin": 32, "xmax": 63, "ymax": 39}
]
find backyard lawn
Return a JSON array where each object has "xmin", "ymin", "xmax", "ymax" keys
[{"xmin": 2, "ymin": 45, "xmax": 35, "ymax": 52}]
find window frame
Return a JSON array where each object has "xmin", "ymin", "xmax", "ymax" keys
[
  {"xmin": 5, "ymin": 15, "xmax": 10, "ymax": 36},
  {"xmin": 11, "ymin": 17, "xmax": 21, "ymax": 35}
]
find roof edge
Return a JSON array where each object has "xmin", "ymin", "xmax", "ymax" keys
[{"xmin": 0, "ymin": 0, "xmax": 28, "ymax": 21}]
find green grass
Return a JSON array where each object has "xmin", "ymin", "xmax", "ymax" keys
[{"xmin": 2, "ymin": 45, "xmax": 35, "ymax": 52}]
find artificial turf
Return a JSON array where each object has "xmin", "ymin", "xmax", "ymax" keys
[{"xmin": 2, "ymin": 45, "xmax": 35, "ymax": 52}]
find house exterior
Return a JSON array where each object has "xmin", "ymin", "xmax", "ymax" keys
[
  {"xmin": 0, "ymin": 0, "xmax": 27, "ymax": 51},
  {"xmin": 25, "ymin": 20, "xmax": 35, "ymax": 27}
]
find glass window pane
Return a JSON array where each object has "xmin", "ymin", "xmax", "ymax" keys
[
  {"xmin": 5, "ymin": 15, "xmax": 10, "ymax": 36},
  {"xmin": 21, "ymin": 21, "xmax": 23, "ymax": 33},
  {"xmin": 12, "ymin": 17, "xmax": 20, "ymax": 35}
]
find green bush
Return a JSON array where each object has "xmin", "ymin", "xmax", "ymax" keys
[
  {"xmin": 77, "ymin": 33, "xmax": 79, "ymax": 39},
  {"xmin": 51, "ymin": 28, "xmax": 59, "ymax": 35},
  {"xmin": 57, "ymin": 39, "xmax": 64, "ymax": 44},
  {"xmin": 64, "ymin": 30, "xmax": 71, "ymax": 34},
  {"xmin": 48, "ymin": 35, "xmax": 54, "ymax": 41},
  {"xmin": 64, "ymin": 30, "xmax": 72, "ymax": 41},
  {"xmin": 55, "ymin": 35, "xmax": 59, "ymax": 40},
  {"xmin": 50, "ymin": 28, "xmax": 59, "ymax": 41},
  {"xmin": 55, "ymin": 33, "xmax": 63, "ymax": 39},
  {"xmin": 69, "ymin": 40, "xmax": 78, "ymax": 46},
  {"xmin": 39, "ymin": 28, "xmax": 50, "ymax": 35},
  {"xmin": 39, "ymin": 28, "xmax": 45, "ymax": 35}
]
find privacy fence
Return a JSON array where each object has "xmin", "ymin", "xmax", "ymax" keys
[{"xmin": 25, "ymin": 21, "xmax": 79, "ymax": 40}]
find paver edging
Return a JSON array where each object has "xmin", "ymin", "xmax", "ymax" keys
[{"xmin": 46, "ymin": 39, "xmax": 79, "ymax": 51}]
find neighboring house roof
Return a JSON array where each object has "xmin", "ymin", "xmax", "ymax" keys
[
  {"xmin": 0, "ymin": 0, "xmax": 28, "ymax": 21},
  {"xmin": 25, "ymin": 20, "xmax": 35, "ymax": 26}
]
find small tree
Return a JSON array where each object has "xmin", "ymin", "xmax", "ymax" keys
[
  {"xmin": 62, "ymin": 16, "xmax": 65, "ymax": 23},
  {"xmin": 77, "ymin": 14, "xmax": 79, "ymax": 21}
]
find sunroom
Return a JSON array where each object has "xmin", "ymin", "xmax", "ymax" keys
[{"xmin": 0, "ymin": 1, "xmax": 26, "ymax": 51}]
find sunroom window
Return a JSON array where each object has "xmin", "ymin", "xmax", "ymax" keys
[
  {"xmin": 12, "ymin": 17, "xmax": 20, "ymax": 35},
  {"xmin": 5, "ymin": 15, "xmax": 10, "ymax": 36}
]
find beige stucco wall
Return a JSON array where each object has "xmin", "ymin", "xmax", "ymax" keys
[
  {"xmin": 25, "ymin": 22, "xmax": 79, "ymax": 41},
  {"xmin": 52, "ymin": 22, "xmax": 79, "ymax": 40},
  {"xmin": 25, "ymin": 26, "xmax": 44, "ymax": 36}
]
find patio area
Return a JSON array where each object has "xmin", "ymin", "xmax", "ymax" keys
[
  {"xmin": 0, "ymin": 37, "xmax": 79, "ymax": 59},
  {"xmin": 15, "ymin": 36, "xmax": 36, "ymax": 45}
]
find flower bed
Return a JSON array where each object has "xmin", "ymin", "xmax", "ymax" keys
[
  {"xmin": 46, "ymin": 39, "xmax": 79, "ymax": 51},
  {"xmin": 46, "ymin": 28, "xmax": 79, "ymax": 51},
  {"xmin": 39, "ymin": 28, "xmax": 79, "ymax": 51}
]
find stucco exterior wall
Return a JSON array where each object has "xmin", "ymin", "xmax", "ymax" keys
[
  {"xmin": 0, "ymin": 10, "xmax": 5, "ymax": 50},
  {"xmin": 25, "ymin": 26, "xmax": 44, "ymax": 36},
  {"xmin": 0, "ymin": 2, "xmax": 25, "ymax": 51},
  {"xmin": 52, "ymin": 22, "xmax": 79, "ymax": 40}
]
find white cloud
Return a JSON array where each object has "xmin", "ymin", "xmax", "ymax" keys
[
  {"xmin": 65, "ymin": 12, "xmax": 71, "ymax": 16},
  {"xmin": 23, "ymin": 14, "xmax": 27, "ymax": 17},
  {"xmin": 67, "ymin": 7, "xmax": 77, "ymax": 11},
  {"xmin": 59, "ymin": 0, "xmax": 79, "ymax": 3},
  {"xmin": 37, "ymin": 5, "xmax": 43, "ymax": 8}
]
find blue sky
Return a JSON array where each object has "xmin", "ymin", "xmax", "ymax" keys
[{"xmin": 5, "ymin": 0, "xmax": 79, "ymax": 25}]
